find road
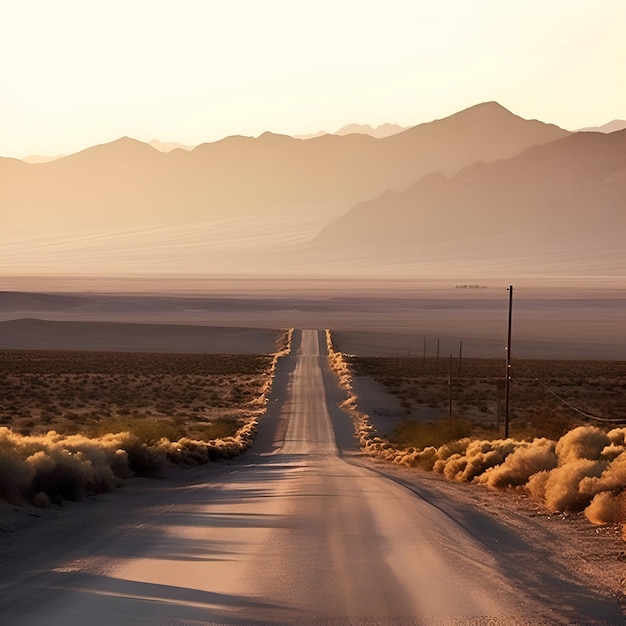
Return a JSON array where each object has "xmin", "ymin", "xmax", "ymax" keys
[{"xmin": 2, "ymin": 330, "xmax": 622, "ymax": 624}]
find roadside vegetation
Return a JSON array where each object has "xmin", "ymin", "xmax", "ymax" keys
[
  {"xmin": 349, "ymin": 355, "xmax": 626, "ymax": 442},
  {"xmin": 326, "ymin": 330, "xmax": 626, "ymax": 538},
  {"xmin": 0, "ymin": 330, "xmax": 291, "ymax": 507}
]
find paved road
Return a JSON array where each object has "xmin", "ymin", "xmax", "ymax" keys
[{"xmin": 3, "ymin": 330, "xmax": 622, "ymax": 624}]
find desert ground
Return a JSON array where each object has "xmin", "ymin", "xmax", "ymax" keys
[
  {"xmin": 0, "ymin": 328, "xmax": 624, "ymax": 622},
  {"xmin": 340, "ymin": 354, "xmax": 626, "ymax": 441},
  {"xmin": 0, "ymin": 284, "xmax": 624, "ymax": 619},
  {"xmin": 0, "ymin": 348, "xmax": 283, "ymax": 439}
]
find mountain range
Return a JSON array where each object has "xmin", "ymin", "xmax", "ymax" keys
[
  {"xmin": 1, "ymin": 102, "xmax": 567, "ymax": 232},
  {"xmin": 578, "ymin": 120, "xmax": 626, "ymax": 133},
  {"xmin": 314, "ymin": 129, "xmax": 626, "ymax": 277},
  {"xmin": 1, "ymin": 102, "xmax": 623, "ymax": 280},
  {"xmin": 294, "ymin": 122, "xmax": 407, "ymax": 140},
  {"xmin": 22, "ymin": 124, "xmax": 406, "ymax": 163}
]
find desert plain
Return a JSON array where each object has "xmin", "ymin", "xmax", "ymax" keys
[
  {"xmin": 2, "ymin": 277, "xmax": 625, "ymax": 358},
  {"xmin": 0, "ymin": 279, "xmax": 624, "ymax": 622},
  {"xmin": 3, "ymin": 2, "xmax": 626, "ymax": 619}
]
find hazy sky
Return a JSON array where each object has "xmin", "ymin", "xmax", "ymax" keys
[{"xmin": 2, "ymin": 0, "xmax": 625, "ymax": 158}]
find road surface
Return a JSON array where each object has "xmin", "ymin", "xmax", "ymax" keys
[{"xmin": 1, "ymin": 330, "xmax": 622, "ymax": 624}]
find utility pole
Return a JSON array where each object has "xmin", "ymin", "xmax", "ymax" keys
[
  {"xmin": 448, "ymin": 353, "xmax": 453, "ymax": 424},
  {"xmin": 504, "ymin": 285, "xmax": 513, "ymax": 438}
]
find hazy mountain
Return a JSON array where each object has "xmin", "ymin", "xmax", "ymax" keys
[
  {"xmin": 1, "ymin": 102, "xmax": 569, "ymax": 242},
  {"xmin": 19, "ymin": 140, "xmax": 192, "ymax": 163},
  {"xmin": 21, "ymin": 154, "xmax": 65, "ymax": 164},
  {"xmin": 578, "ymin": 120, "xmax": 626, "ymax": 133},
  {"xmin": 314, "ymin": 130, "xmax": 626, "ymax": 277},
  {"xmin": 296, "ymin": 122, "xmax": 406, "ymax": 139},
  {"xmin": 293, "ymin": 130, "xmax": 328, "ymax": 140},
  {"xmin": 148, "ymin": 139, "xmax": 195, "ymax": 152},
  {"xmin": 334, "ymin": 123, "xmax": 407, "ymax": 138}
]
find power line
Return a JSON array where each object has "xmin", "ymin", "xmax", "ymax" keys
[{"xmin": 533, "ymin": 377, "xmax": 626, "ymax": 424}]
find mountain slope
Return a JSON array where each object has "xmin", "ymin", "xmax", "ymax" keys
[
  {"xmin": 1, "ymin": 102, "xmax": 569, "ymax": 239},
  {"xmin": 314, "ymin": 130, "xmax": 626, "ymax": 276},
  {"xmin": 334, "ymin": 122, "xmax": 407, "ymax": 138},
  {"xmin": 578, "ymin": 120, "xmax": 626, "ymax": 133}
]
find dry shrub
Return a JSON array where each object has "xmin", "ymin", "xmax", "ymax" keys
[
  {"xmin": 607, "ymin": 428, "xmax": 626, "ymax": 446},
  {"xmin": 158, "ymin": 437, "xmax": 212, "ymax": 465},
  {"xmin": 460, "ymin": 448, "xmax": 504, "ymax": 482},
  {"xmin": 435, "ymin": 453, "xmax": 466, "ymax": 480},
  {"xmin": 528, "ymin": 459, "xmax": 607, "ymax": 512},
  {"xmin": 121, "ymin": 437, "xmax": 166, "ymax": 477},
  {"xmin": 478, "ymin": 438, "xmax": 557, "ymax": 489},
  {"xmin": 31, "ymin": 491, "xmax": 51, "ymax": 508},
  {"xmin": 60, "ymin": 433, "xmax": 132, "ymax": 481},
  {"xmin": 156, "ymin": 415, "xmax": 259, "ymax": 466},
  {"xmin": 0, "ymin": 426, "xmax": 163, "ymax": 505},
  {"xmin": 396, "ymin": 446, "xmax": 438, "ymax": 470},
  {"xmin": 0, "ymin": 440, "xmax": 35, "ymax": 504},
  {"xmin": 28, "ymin": 449, "xmax": 92, "ymax": 501},
  {"xmin": 601, "ymin": 444, "xmax": 626, "ymax": 461},
  {"xmin": 525, "ymin": 470, "xmax": 551, "ymax": 503},
  {"xmin": 0, "ymin": 336, "xmax": 291, "ymax": 507},
  {"xmin": 436, "ymin": 438, "xmax": 472, "ymax": 461},
  {"xmin": 584, "ymin": 491, "xmax": 624, "ymax": 525},
  {"xmin": 432, "ymin": 439, "xmax": 516, "ymax": 482},
  {"xmin": 0, "ymin": 418, "xmax": 262, "ymax": 506},
  {"xmin": 328, "ymin": 333, "xmax": 626, "ymax": 530},
  {"xmin": 555, "ymin": 425, "xmax": 610, "ymax": 464},
  {"xmin": 579, "ymin": 450, "xmax": 626, "ymax": 497}
]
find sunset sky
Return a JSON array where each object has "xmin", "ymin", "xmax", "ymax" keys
[{"xmin": 2, "ymin": 0, "xmax": 625, "ymax": 158}]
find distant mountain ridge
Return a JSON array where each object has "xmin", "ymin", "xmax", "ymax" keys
[
  {"xmin": 314, "ymin": 128, "xmax": 626, "ymax": 277},
  {"xmin": 335, "ymin": 122, "xmax": 407, "ymax": 137},
  {"xmin": 1, "ymin": 102, "xmax": 569, "ymax": 240},
  {"xmin": 21, "ymin": 154, "xmax": 66, "ymax": 164},
  {"xmin": 6, "ymin": 101, "xmax": 614, "ymax": 280},
  {"xmin": 295, "ymin": 122, "xmax": 407, "ymax": 140},
  {"xmin": 578, "ymin": 120, "xmax": 626, "ymax": 133},
  {"xmin": 148, "ymin": 139, "xmax": 195, "ymax": 152}
]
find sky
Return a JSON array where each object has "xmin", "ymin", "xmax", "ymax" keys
[{"xmin": 1, "ymin": 0, "xmax": 625, "ymax": 158}]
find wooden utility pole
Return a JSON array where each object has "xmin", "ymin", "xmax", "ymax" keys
[
  {"xmin": 504, "ymin": 285, "xmax": 513, "ymax": 438},
  {"xmin": 448, "ymin": 353, "xmax": 453, "ymax": 424}
]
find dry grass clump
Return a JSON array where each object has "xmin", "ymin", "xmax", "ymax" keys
[
  {"xmin": 0, "ymin": 428, "xmax": 145, "ymax": 506},
  {"xmin": 326, "ymin": 330, "xmax": 626, "ymax": 539},
  {"xmin": 0, "ymin": 423, "xmax": 264, "ymax": 507},
  {"xmin": 0, "ymin": 330, "xmax": 293, "ymax": 508},
  {"xmin": 477, "ymin": 438, "xmax": 557, "ymax": 488},
  {"xmin": 585, "ymin": 491, "xmax": 625, "ymax": 525}
]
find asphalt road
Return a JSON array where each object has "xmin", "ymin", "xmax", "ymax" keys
[{"xmin": 3, "ymin": 330, "xmax": 622, "ymax": 624}]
